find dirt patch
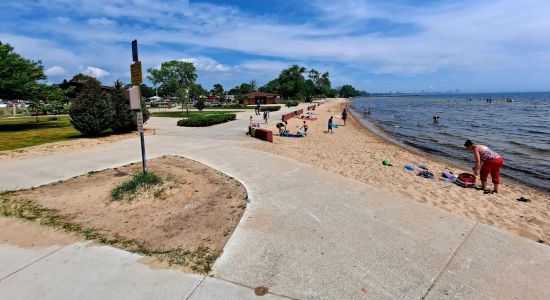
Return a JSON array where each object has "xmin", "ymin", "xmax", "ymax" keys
[
  {"xmin": 0, "ymin": 129, "xmax": 155, "ymax": 160},
  {"xmin": 0, "ymin": 155, "xmax": 248, "ymax": 273},
  {"xmin": 0, "ymin": 216, "xmax": 78, "ymax": 248}
]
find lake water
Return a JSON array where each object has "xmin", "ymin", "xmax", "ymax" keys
[{"xmin": 350, "ymin": 92, "xmax": 550, "ymax": 191}]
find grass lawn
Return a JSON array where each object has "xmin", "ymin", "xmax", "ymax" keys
[
  {"xmin": 150, "ymin": 111, "xmax": 242, "ymax": 118},
  {"xmin": 0, "ymin": 115, "xmax": 83, "ymax": 151}
]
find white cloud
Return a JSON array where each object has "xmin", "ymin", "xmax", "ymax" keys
[
  {"xmin": 5, "ymin": 0, "xmax": 550, "ymax": 90},
  {"xmin": 45, "ymin": 66, "xmax": 66, "ymax": 76},
  {"xmin": 238, "ymin": 60, "xmax": 290, "ymax": 73},
  {"xmin": 179, "ymin": 57, "xmax": 231, "ymax": 72},
  {"xmin": 83, "ymin": 66, "xmax": 110, "ymax": 78},
  {"xmin": 87, "ymin": 18, "xmax": 113, "ymax": 27},
  {"xmin": 56, "ymin": 16, "xmax": 70, "ymax": 24}
]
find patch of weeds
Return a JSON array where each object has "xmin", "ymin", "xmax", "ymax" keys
[
  {"xmin": 0, "ymin": 196, "xmax": 217, "ymax": 274},
  {"xmin": 111, "ymin": 172, "xmax": 163, "ymax": 201},
  {"xmin": 149, "ymin": 245, "xmax": 216, "ymax": 273}
]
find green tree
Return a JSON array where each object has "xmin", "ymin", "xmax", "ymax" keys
[
  {"xmin": 249, "ymin": 80, "xmax": 257, "ymax": 92},
  {"xmin": 318, "ymin": 72, "xmax": 332, "ymax": 97},
  {"xmin": 42, "ymin": 85, "xmax": 68, "ymax": 115},
  {"xmin": 0, "ymin": 41, "xmax": 46, "ymax": 100},
  {"xmin": 210, "ymin": 83, "xmax": 226, "ymax": 102},
  {"xmin": 195, "ymin": 99, "xmax": 205, "ymax": 112},
  {"xmin": 146, "ymin": 60, "xmax": 197, "ymax": 98},
  {"xmin": 110, "ymin": 79, "xmax": 150, "ymax": 133},
  {"xmin": 338, "ymin": 84, "xmax": 360, "ymax": 98},
  {"xmin": 69, "ymin": 80, "xmax": 114, "ymax": 136},
  {"xmin": 139, "ymin": 83, "xmax": 155, "ymax": 98},
  {"xmin": 189, "ymin": 83, "xmax": 207, "ymax": 101},
  {"xmin": 27, "ymin": 98, "xmax": 45, "ymax": 122},
  {"xmin": 259, "ymin": 79, "xmax": 279, "ymax": 94},
  {"xmin": 277, "ymin": 65, "xmax": 307, "ymax": 100}
]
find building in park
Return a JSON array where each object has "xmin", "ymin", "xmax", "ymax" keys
[{"xmin": 241, "ymin": 92, "xmax": 279, "ymax": 105}]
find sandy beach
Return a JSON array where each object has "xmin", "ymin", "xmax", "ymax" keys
[{"xmin": 246, "ymin": 99, "xmax": 550, "ymax": 243}]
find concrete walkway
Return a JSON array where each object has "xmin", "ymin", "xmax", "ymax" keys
[{"xmin": 1, "ymin": 103, "xmax": 549, "ymax": 299}]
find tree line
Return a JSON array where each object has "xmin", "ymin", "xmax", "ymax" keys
[
  {"xmin": 145, "ymin": 62, "xmax": 367, "ymax": 103},
  {"xmin": 1, "ymin": 39, "xmax": 367, "ymax": 129}
]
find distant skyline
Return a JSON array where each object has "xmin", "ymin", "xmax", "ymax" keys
[{"xmin": 1, "ymin": 0, "xmax": 550, "ymax": 93}]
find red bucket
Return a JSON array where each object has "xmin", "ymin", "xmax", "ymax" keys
[{"xmin": 456, "ymin": 173, "xmax": 476, "ymax": 188}]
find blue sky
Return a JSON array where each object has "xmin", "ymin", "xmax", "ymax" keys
[{"xmin": 1, "ymin": 0, "xmax": 549, "ymax": 93}]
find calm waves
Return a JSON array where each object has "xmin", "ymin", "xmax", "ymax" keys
[{"xmin": 350, "ymin": 92, "xmax": 550, "ymax": 191}]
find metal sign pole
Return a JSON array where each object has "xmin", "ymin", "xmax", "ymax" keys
[
  {"xmin": 129, "ymin": 39, "xmax": 147, "ymax": 174},
  {"xmin": 137, "ymin": 110, "xmax": 147, "ymax": 173}
]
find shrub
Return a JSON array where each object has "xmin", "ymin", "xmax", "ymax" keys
[
  {"xmin": 260, "ymin": 106, "xmax": 281, "ymax": 112},
  {"xmin": 195, "ymin": 99, "xmax": 205, "ymax": 112},
  {"xmin": 177, "ymin": 113, "xmax": 236, "ymax": 127},
  {"xmin": 110, "ymin": 85, "xmax": 150, "ymax": 133},
  {"xmin": 69, "ymin": 81, "xmax": 114, "ymax": 136},
  {"xmin": 281, "ymin": 100, "xmax": 299, "ymax": 107}
]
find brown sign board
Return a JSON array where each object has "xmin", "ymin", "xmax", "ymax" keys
[{"xmin": 130, "ymin": 61, "xmax": 142, "ymax": 85}]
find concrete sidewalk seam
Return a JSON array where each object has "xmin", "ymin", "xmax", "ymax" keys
[
  {"xmin": 0, "ymin": 243, "xmax": 69, "ymax": 282},
  {"xmin": 421, "ymin": 221, "xmax": 479, "ymax": 299},
  {"xmin": 185, "ymin": 275, "xmax": 207, "ymax": 300},
  {"xmin": 210, "ymin": 276, "xmax": 298, "ymax": 300}
]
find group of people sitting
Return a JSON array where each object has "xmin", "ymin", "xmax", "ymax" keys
[{"xmin": 276, "ymin": 120, "xmax": 309, "ymax": 137}]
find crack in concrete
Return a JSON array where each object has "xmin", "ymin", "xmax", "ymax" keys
[
  {"xmin": 421, "ymin": 222, "xmax": 479, "ymax": 299},
  {"xmin": 0, "ymin": 244, "xmax": 69, "ymax": 282}
]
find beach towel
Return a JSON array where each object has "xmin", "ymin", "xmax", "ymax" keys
[
  {"xmin": 281, "ymin": 133, "xmax": 304, "ymax": 138},
  {"xmin": 417, "ymin": 171, "xmax": 434, "ymax": 179},
  {"xmin": 331, "ymin": 124, "xmax": 339, "ymax": 128},
  {"xmin": 281, "ymin": 132, "xmax": 304, "ymax": 138},
  {"xmin": 442, "ymin": 172, "xmax": 456, "ymax": 182},
  {"xmin": 302, "ymin": 118, "xmax": 318, "ymax": 121}
]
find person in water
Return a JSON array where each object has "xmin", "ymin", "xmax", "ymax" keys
[{"xmin": 464, "ymin": 139, "xmax": 504, "ymax": 193}]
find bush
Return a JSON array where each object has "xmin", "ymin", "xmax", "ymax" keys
[
  {"xmin": 281, "ymin": 100, "xmax": 299, "ymax": 107},
  {"xmin": 69, "ymin": 81, "xmax": 114, "ymax": 136},
  {"xmin": 110, "ymin": 86, "xmax": 150, "ymax": 133},
  {"xmin": 177, "ymin": 113, "xmax": 236, "ymax": 127},
  {"xmin": 260, "ymin": 106, "xmax": 281, "ymax": 112}
]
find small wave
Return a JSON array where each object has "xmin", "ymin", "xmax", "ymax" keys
[{"xmin": 507, "ymin": 140, "xmax": 550, "ymax": 153}]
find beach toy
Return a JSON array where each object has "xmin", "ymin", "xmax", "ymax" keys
[
  {"xmin": 418, "ymin": 165, "xmax": 429, "ymax": 170},
  {"xmin": 455, "ymin": 173, "xmax": 476, "ymax": 188},
  {"xmin": 382, "ymin": 160, "xmax": 393, "ymax": 166},
  {"xmin": 442, "ymin": 172, "xmax": 456, "ymax": 182},
  {"xmin": 405, "ymin": 165, "xmax": 415, "ymax": 171}
]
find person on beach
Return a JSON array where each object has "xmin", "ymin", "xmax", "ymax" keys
[
  {"xmin": 302, "ymin": 120, "xmax": 308, "ymax": 136},
  {"xmin": 249, "ymin": 116, "xmax": 260, "ymax": 128},
  {"xmin": 255, "ymin": 103, "xmax": 261, "ymax": 115},
  {"xmin": 342, "ymin": 108, "xmax": 348, "ymax": 125},
  {"xmin": 464, "ymin": 139, "xmax": 504, "ymax": 193},
  {"xmin": 263, "ymin": 110, "xmax": 269, "ymax": 124},
  {"xmin": 328, "ymin": 116, "xmax": 334, "ymax": 133},
  {"xmin": 276, "ymin": 121, "xmax": 287, "ymax": 135}
]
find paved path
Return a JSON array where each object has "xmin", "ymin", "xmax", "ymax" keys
[{"xmin": 1, "ymin": 103, "xmax": 549, "ymax": 299}]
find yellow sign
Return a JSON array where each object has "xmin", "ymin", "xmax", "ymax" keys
[{"xmin": 130, "ymin": 61, "xmax": 142, "ymax": 85}]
